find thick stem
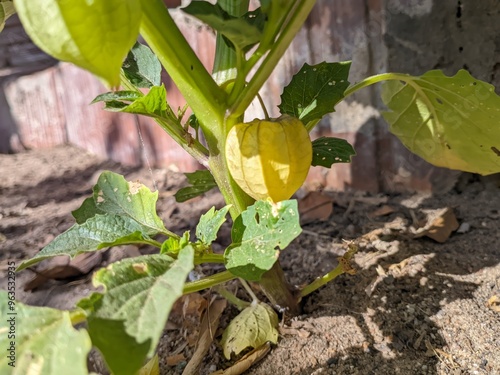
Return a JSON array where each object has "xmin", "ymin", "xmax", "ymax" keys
[
  {"xmin": 139, "ymin": 0, "xmax": 226, "ymax": 147},
  {"xmin": 259, "ymin": 262, "xmax": 300, "ymax": 315},
  {"xmin": 183, "ymin": 270, "xmax": 237, "ymax": 295}
]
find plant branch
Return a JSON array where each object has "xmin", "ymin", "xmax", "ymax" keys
[
  {"xmin": 343, "ymin": 72, "xmax": 412, "ymax": 98},
  {"xmin": 300, "ymin": 242, "xmax": 358, "ymax": 297},
  {"xmin": 214, "ymin": 285, "xmax": 250, "ymax": 310},
  {"xmin": 119, "ymin": 71, "xmax": 209, "ymax": 166},
  {"xmin": 183, "ymin": 270, "xmax": 237, "ymax": 295},
  {"xmin": 228, "ymin": 0, "xmax": 317, "ymax": 118}
]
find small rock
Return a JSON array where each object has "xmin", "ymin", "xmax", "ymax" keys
[{"xmin": 457, "ymin": 222, "xmax": 471, "ymax": 233}]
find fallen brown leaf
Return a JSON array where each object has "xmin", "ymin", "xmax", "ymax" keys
[
  {"xmin": 182, "ymin": 298, "xmax": 227, "ymax": 375},
  {"xmin": 166, "ymin": 353, "xmax": 185, "ymax": 366},
  {"xmin": 298, "ymin": 191, "xmax": 333, "ymax": 223},
  {"xmin": 487, "ymin": 295, "xmax": 500, "ymax": 312},
  {"xmin": 413, "ymin": 208, "xmax": 459, "ymax": 243},
  {"xmin": 210, "ymin": 342, "xmax": 271, "ymax": 375},
  {"xmin": 24, "ymin": 252, "xmax": 102, "ymax": 291},
  {"xmin": 369, "ymin": 205, "xmax": 395, "ymax": 218}
]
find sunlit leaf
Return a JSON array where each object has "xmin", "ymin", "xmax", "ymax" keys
[
  {"xmin": 225, "ymin": 200, "xmax": 301, "ymax": 281},
  {"xmin": 15, "ymin": 0, "xmax": 142, "ymax": 87},
  {"xmin": 0, "ymin": 292, "xmax": 91, "ymax": 375},
  {"xmin": 82, "ymin": 247, "xmax": 194, "ymax": 375},
  {"xmin": 196, "ymin": 205, "xmax": 231, "ymax": 246},
  {"xmin": 17, "ymin": 215, "xmax": 154, "ymax": 270},
  {"xmin": 382, "ymin": 70, "xmax": 500, "ymax": 175},
  {"xmin": 0, "ymin": 1, "xmax": 15, "ymax": 33}
]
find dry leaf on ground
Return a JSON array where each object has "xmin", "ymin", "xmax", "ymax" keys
[{"xmin": 413, "ymin": 207, "xmax": 459, "ymax": 243}]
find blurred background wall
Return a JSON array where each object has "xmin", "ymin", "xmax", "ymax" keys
[{"xmin": 1, "ymin": 0, "xmax": 498, "ymax": 192}]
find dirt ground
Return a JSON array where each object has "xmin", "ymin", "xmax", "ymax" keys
[{"xmin": 1, "ymin": 145, "xmax": 499, "ymax": 375}]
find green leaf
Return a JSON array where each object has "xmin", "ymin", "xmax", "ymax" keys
[
  {"xmin": 381, "ymin": 70, "xmax": 500, "ymax": 175},
  {"xmin": 15, "ymin": 0, "xmax": 142, "ymax": 87},
  {"xmin": 123, "ymin": 42, "xmax": 162, "ymax": 89},
  {"xmin": 220, "ymin": 301, "xmax": 278, "ymax": 359},
  {"xmin": 279, "ymin": 61, "xmax": 351, "ymax": 124},
  {"xmin": 196, "ymin": 205, "xmax": 231, "ymax": 245},
  {"xmin": 86, "ymin": 317, "xmax": 150, "ymax": 375},
  {"xmin": 160, "ymin": 231, "xmax": 189, "ymax": 255},
  {"xmin": 91, "ymin": 90, "xmax": 142, "ymax": 104},
  {"xmin": 0, "ymin": 291, "xmax": 91, "ymax": 375},
  {"xmin": 224, "ymin": 200, "xmax": 301, "ymax": 281},
  {"xmin": 94, "ymin": 85, "xmax": 169, "ymax": 119},
  {"xmin": 90, "ymin": 171, "xmax": 168, "ymax": 235},
  {"xmin": 17, "ymin": 214, "xmax": 153, "ymax": 270},
  {"xmin": 72, "ymin": 196, "xmax": 104, "ymax": 224},
  {"xmin": 174, "ymin": 170, "xmax": 218, "ymax": 202},
  {"xmin": 182, "ymin": 1, "xmax": 262, "ymax": 50},
  {"xmin": 0, "ymin": 1, "xmax": 15, "ymax": 33},
  {"xmin": 311, "ymin": 136, "xmax": 356, "ymax": 167},
  {"xmin": 83, "ymin": 248, "xmax": 194, "ymax": 375}
]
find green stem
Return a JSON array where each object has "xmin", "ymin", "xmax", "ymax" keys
[
  {"xmin": 139, "ymin": 0, "xmax": 226, "ymax": 145},
  {"xmin": 194, "ymin": 253, "xmax": 225, "ymax": 265},
  {"xmin": 239, "ymin": 279, "xmax": 259, "ymax": 302},
  {"xmin": 300, "ymin": 264, "xmax": 344, "ymax": 297},
  {"xmin": 300, "ymin": 242, "xmax": 358, "ymax": 297},
  {"xmin": 214, "ymin": 285, "xmax": 250, "ymax": 310},
  {"xmin": 228, "ymin": 0, "xmax": 317, "ymax": 118},
  {"xmin": 344, "ymin": 72, "xmax": 412, "ymax": 98},
  {"xmin": 183, "ymin": 270, "xmax": 237, "ymax": 294}
]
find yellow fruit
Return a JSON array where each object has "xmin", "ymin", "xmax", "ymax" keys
[{"xmin": 225, "ymin": 115, "xmax": 312, "ymax": 202}]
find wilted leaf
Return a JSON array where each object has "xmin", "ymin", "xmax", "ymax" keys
[
  {"xmin": 221, "ymin": 302, "xmax": 278, "ymax": 359},
  {"xmin": 0, "ymin": 291, "xmax": 91, "ymax": 375},
  {"xmin": 225, "ymin": 200, "xmax": 301, "ymax": 281},
  {"xmin": 311, "ymin": 137, "xmax": 356, "ymax": 167},
  {"xmin": 211, "ymin": 342, "xmax": 272, "ymax": 375},
  {"xmin": 279, "ymin": 62, "xmax": 351, "ymax": 124},
  {"xmin": 382, "ymin": 70, "xmax": 500, "ymax": 175},
  {"xmin": 123, "ymin": 42, "xmax": 162, "ymax": 88},
  {"xmin": 15, "ymin": 0, "xmax": 141, "ymax": 87},
  {"xmin": 196, "ymin": 205, "xmax": 231, "ymax": 245},
  {"xmin": 174, "ymin": 170, "xmax": 218, "ymax": 202}
]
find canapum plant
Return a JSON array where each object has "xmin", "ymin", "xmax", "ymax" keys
[{"xmin": 1, "ymin": 0, "xmax": 499, "ymax": 374}]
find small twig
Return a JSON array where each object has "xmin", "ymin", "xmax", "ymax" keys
[
  {"xmin": 214, "ymin": 285, "xmax": 250, "ymax": 311},
  {"xmin": 256, "ymin": 93, "xmax": 270, "ymax": 120},
  {"xmin": 239, "ymin": 278, "xmax": 259, "ymax": 303}
]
